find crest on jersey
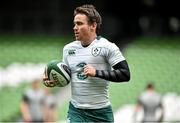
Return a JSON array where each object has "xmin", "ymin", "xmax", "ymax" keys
[{"xmin": 92, "ymin": 47, "xmax": 101, "ymax": 57}]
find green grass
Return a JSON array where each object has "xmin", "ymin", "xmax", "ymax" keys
[
  {"xmin": 0, "ymin": 34, "xmax": 73, "ymax": 121},
  {"xmin": 109, "ymin": 36, "xmax": 180, "ymax": 111},
  {"xmin": 0, "ymin": 34, "xmax": 73, "ymax": 67},
  {"xmin": 58, "ymin": 100, "xmax": 69, "ymax": 121},
  {"xmin": 0, "ymin": 83, "xmax": 29, "ymax": 121}
]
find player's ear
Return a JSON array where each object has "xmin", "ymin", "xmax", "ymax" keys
[
  {"xmin": 90, "ymin": 22, "xmax": 97, "ymax": 32},
  {"xmin": 92, "ymin": 22, "xmax": 97, "ymax": 28}
]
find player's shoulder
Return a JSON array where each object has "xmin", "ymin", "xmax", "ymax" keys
[
  {"xmin": 24, "ymin": 88, "xmax": 33, "ymax": 96},
  {"xmin": 63, "ymin": 41, "xmax": 80, "ymax": 50},
  {"xmin": 96, "ymin": 36, "xmax": 118, "ymax": 48},
  {"xmin": 97, "ymin": 36, "xmax": 109, "ymax": 43}
]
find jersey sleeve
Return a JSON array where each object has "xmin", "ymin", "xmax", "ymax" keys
[
  {"xmin": 62, "ymin": 45, "xmax": 69, "ymax": 66},
  {"xmin": 106, "ymin": 43, "xmax": 125, "ymax": 67}
]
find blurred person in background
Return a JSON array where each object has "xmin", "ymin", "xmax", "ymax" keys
[
  {"xmin": 43, "ymin": 4, "xmax": 130, "ymax": 123},
  {"xmin": 20, "ymin": 79, "xmax": 46, "ymax": 122},
  {"xmin": 133, "ymin": 82, "xmax": 164, "ymax": 123},
  {"xmin": 44, "ymin": 87, "xmax": 58, "ymax": 122}
]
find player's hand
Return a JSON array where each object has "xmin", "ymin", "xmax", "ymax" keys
[
  {"xmin": 84, "ymin": 64, "xmax": 96, "ymax": 77},
  {"xmin": 42, "ymin": 67, "xmax": 56, "ymax": 87}
]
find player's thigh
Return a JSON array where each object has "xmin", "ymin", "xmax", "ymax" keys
[
  {"xmin": 67, "ymin": 103, "xmax": 86, "ymax": 122},
  {"xmin": 87, "ymin": 105, "xmax": 114, "ymax": 122}
]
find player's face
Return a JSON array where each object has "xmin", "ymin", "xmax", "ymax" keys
[
  {"xmin": 32, "ymin": 80, "xmax": 39, "ymax": 89},
  {"xmin": 73, "ymin": 14, "xmax": 94, "ymax": 42}
]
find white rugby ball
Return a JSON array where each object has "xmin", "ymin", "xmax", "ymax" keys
[{"xmin": 46, "ymin": 60, "xmax": 71, "ymax": 87}]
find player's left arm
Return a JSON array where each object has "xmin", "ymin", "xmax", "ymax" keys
[
  {"xmin": 95, "ymin": 60, "xmax": 130, "ymax": 82},
  {"xmin": 84, "ymin": 41, "xmax": 130, "ymax": 82},
  {"xmin": 84, "ymin": 60, "xmax": 130, "ymax": 82}
]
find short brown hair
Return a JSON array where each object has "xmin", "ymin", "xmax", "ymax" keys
[
  {"xmin": 146, "ymin": 83, "xmax": 154, "ymax": 89},
  {"xmin": 74, "ymin": 4, "xmax": 102, "ymax": 33}
]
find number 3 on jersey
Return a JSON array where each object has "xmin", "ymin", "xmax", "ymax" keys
[{"xmin": 76, "ymin": 62, "xmax": 88, "ymax": 80}]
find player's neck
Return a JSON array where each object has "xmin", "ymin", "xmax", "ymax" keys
[
  {"xmin": 81, "ymin": 35, "xmax": 97, "ymax": 47},
  {"xmin": 81, "ymin": 40, "xmax": 93, "ymax": 47}
]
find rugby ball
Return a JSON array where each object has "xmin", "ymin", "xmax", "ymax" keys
[{"xmin": 46, "ymin": 60, "xmax": 71, "ymax": 87}]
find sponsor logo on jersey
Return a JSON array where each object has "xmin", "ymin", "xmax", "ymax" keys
[
  {"xmin": 68, "ymin": 49, "xmax": 76, "ymax": 55},
  {"xmin": 92, "ymin": 47, "xmax": 101, "ymax": 57}
]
